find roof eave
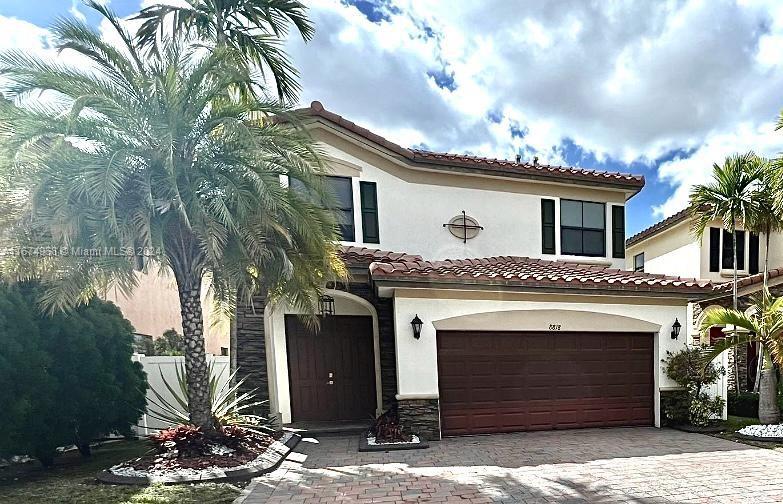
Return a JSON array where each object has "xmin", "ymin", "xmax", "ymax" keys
[{"xmin": 371, "ymin": 275, "xmax": 713, "ymax": 299}]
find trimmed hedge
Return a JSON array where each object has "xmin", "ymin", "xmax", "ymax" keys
[
  {"xmin": 0, "ymin": 283, "xmax": 148, "ymax": 466},
  {"xmin": 728, "ymin": 392, "xmax": 759, "ymax": 418}
]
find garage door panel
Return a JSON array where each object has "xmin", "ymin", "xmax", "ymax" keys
[{"xmin": 437, "ymin": 331, "xmax": 654, "ymax": 436}]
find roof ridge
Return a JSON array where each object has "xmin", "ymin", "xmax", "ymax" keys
[{"xmin": 294, "ymin": 101, "xmax": 645, "ymax": 190}]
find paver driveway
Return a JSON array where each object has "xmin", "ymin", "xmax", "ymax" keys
[{"xmin": 239, "ymin": 428, "xmax": 783, "ymax": 503}]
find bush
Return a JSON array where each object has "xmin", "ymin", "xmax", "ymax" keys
[
  {"xmin": 153, "ymin": 328, "xmax": 184, "ymax": 356},
  {"xmin": 661, "ymin": 390, "xmax": 690, "ymax": 426},
  {"xmin": 0, "ymin": 283, "xmax": 148, "ymax": 466},
  {"xmin": 662, "ymin": 346, "xmax": 725, "ymax": 426},
  {"xmin": 728, "ymin": 392, "xmax": 760, "ymax": 418}
]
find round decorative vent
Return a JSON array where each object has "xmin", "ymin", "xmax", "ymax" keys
[{"xmin": 443, "ymin": 211, "xmax": 483, "ymax": 243}]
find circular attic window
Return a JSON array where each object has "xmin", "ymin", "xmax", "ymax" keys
[{"xmin": 445, "ymin": 212, "xmax": 483, "ymax": 242}]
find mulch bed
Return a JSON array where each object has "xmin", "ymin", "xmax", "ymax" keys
[{"xmin": 97, "ymin": 432, "xmax": 300, "ymax": 485}]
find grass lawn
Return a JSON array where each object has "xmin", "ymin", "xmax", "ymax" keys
[{"xmin": 0, "ymin": 440, "xmax": 241, "ymax": 504}]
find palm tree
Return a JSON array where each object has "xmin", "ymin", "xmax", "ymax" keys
[
  {"xmin": 0, "ymin": 2, "xmax": 342, "ymax": 431},
  {"xmin": 135, "ymin": 0, "xmax": 313, "ymax": 103},
  {"xmin": 701, "ymin": 290, "xmax": 783, "ymax": 423},
  {"xmin": 744, "ymin": 157, "xmax": 783, "ymax": 391},
  {"xmin": 690, "ymin": 152, "xmax": 764, "ymax": 391}
]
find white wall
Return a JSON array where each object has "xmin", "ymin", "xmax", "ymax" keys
[
  {"xmin": 317, "ymin": 133, "xmax": 630, "ymax": 268},
  {"xmin": 391, "ymin": 290, "xmax": 717, "ymax": 428},
  {"xmin": 132, "ymin": 355, "xmax": 231, "ymax": 435},
  {"xmin": 644, "ymin": 242, "xmax": 701, "ymax": 279}
]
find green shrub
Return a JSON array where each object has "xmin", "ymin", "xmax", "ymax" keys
[
  {"xmin": 662, "ymin": 347, "xmax": 725, "ymax": 426},
  {"xmin": 0, "ymin": 283, "xmax": 148, "ymax": 466},
  {"xmin": 728, "ymin": 392, "xmax": 760, "ymax": 418},
  {"xmin": 661, "ymin": 389, "xmax": 690, "ymax": 426},
  {"xmin": 153, "ymin": 328, "xmax": 184, "ymax": 356},
  {"xmin": 689, "ymin": 393, "xmax": 725, "ymax": 427}
]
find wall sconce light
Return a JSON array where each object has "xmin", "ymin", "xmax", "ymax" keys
[
  {"xmin": 318, "ymin": 294, "xmax": 335, "ymax": 317},
  {"xmin": 411, "ymin": 314, "xmax": 423, "ymax": 339},
  {"xmin": 670, "ymin": 318, "xmax": 681, "ymax": 339}
]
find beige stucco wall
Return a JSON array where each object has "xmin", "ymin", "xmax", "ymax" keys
[
  {"xmin": 312, "ymin": 126, "xmax": 633, "ymax": 267},
  {"xmin": 103, "ymin": 270, "xmax": 229, "ymax": 355}
]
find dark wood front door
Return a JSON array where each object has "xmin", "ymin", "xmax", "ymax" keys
[
  {"xmin": 437, "ymin": 331, "xmax": 654, "ymax": 436},
  {"xmin": 285, "ymin": 315, "xmax": 377, "ymax": 422}
]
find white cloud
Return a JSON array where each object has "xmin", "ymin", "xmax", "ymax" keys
[
  {"xmin": 70, "ymin": 0, "xmax": 87, "ymax": 22},
  {"xmin": 288, "ymin": 0, "xmax": 783, "ymax": 211},
  {"xmin": 655, "ymin": 122, "xmax": 783, "ymax": 218}
]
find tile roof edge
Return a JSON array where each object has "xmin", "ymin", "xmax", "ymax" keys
[{"xmin": 295, "ymin": 101, "xmax": 644, "ymax": 189}]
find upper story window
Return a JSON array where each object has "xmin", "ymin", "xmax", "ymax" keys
[
  {"xmin": 560, "ymin": 199, "xmax": 606, "ymax": 257},
  {"xmin": 708, "ymin": 227, "xmax": 760, "ymax": 274},
  {"xmin": 291, "ymin": 175, "xmax": 355, "ymax": 242},
  {"xmin": 633, "ymin": 252, "xmax": 644, "ymax": 272}
]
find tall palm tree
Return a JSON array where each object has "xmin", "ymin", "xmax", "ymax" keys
[
  {"xmin": 135, "ymin": 0, "xmax": 313, "ymax": 103},
  {"xmin": 701, "ymin": 290, "xmax": 783, "ymax": 424},
  {"xmin": 0, "ymin": 2, "xmax": 342, "ymax": 431},
  {"xmin": 690, "ymin": 152, "xmax": 764, "ymax": 391},
  {"xmin": 744, "ymin": 157, "xmax": 783, "ymax": 391}
]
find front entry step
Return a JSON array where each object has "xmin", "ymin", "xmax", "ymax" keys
[{"xmin": 284, "ymin": 420, "xmax": 371, "ymax": 437}]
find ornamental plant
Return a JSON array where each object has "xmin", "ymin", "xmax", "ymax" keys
[
  {"xmin": 0, "ymin": 282, "xmax": 147, "ymax": 466},
  {"xmin": 663, "ymin": 346, "xmax": 725, "ymax": 426}
]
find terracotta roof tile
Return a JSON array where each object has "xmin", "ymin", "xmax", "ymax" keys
[
  {"xmin": 297, "ymin": 102, "xmax": 644, "ymax": 191},
  {"xmin": 370, "ymin": 255, "xmax": 717, "ymax": 295},
  {"xmin": 338, "ymin": 246, "xmax": 422, "ymax": 266}
]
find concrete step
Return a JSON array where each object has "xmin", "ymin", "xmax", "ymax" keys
[{"xmin": 283, "ymin": 421, "xmax": 371, "ymax": 437}]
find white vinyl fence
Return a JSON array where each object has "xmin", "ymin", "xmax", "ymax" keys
[{"xmin": 131, "ymin": 354, "xmax": 231, "ymax": 436}]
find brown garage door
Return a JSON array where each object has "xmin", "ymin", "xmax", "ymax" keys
[{"xmin": 437, "ymin": 331, "xmax": 653, "ymax": 436}]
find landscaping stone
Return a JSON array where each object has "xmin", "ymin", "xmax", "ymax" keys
[
  {"xmin": 737, "ymin": 424, "xmax": 783, "ymax": 441},
  {"xmin": 97, "ymin": 433, "xmax": 300, "ymax": 485},
  {"xmin": 359, "ymin": 433, "xmax": 428, "ymax": 452}
]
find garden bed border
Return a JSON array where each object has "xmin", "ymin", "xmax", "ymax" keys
[
  {"xmin": 96, "ymin": 432, "xmax": 300, "ymax": 485},
  {"xmin": 358, "ymin": 432, "xmax": 429, "ymax": 452}
]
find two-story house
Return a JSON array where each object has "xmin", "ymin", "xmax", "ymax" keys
[
  {"xmin": 230, "ymin": 102, "xmax": 725, "ymax": 440},
  {"xmin": 626, "ymin": 207, "xmax": 780, "ymax": 392}
]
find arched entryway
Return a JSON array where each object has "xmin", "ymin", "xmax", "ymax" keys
[{"xmin": 268, "ymin": 289, "xmax": 382, "ymax": 424}]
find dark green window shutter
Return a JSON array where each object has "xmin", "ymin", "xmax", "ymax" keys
[
  {"xmin": 750, "ymin": 232, "xmax": 760, "ymax": 275},
  {"xmin": 736, "ymin": 231, "xmax": 745, "ymax": 271},
  {"xmin": 541, "ymin": 199, "xmax": 555, "ymax": 254},
  {"xmin": 709, "ymin": 227, "xmax": 720, "ymax": 272},
  {"xmin": 611, "ymin": 205, "xmax": 625, "ymax": 259},
  {"xmin": 360, "ymin": 181, "xmax": 379, "ymax": 244}
]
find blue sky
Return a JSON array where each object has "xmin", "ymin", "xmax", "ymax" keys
[{"xmin": 2, "ymin": 0, "xmax": 782, "ymax": 236}]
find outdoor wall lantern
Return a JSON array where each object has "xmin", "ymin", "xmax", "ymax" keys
[
  {"xmin": 670, "ymin": 318, "xmax": 681, "ymax": 339},
  {"xmin": 319, "ymin": 294, "xmax": 335, "ymax": 317},
  {"xmin": 411, "ymin": 314, "xmax": 423, "ymax": 339}
]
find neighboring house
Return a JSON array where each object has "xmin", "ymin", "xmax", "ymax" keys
[
  {"xmin": 231, "ymin": 101, "xmax": 726, "ymax": 440},
  {"xmin": 626, "ymin": 208, "xmax": 775, "ymax": 391},
  {"xmin": 104, "ymin": 271, "xmax": 229, "ymax": 356}
]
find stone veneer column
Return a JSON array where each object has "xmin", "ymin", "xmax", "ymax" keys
[
  {"xmin": 234, "ymin": 293, "xmax": 270, "ymax": 418},
  {"xmin": 397, "ymin": 398, "xmax": 441, "ymax": 441}
]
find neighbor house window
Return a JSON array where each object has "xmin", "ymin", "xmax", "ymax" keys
[
  {"xmin": 560, "ymin": 199, "xmax": 606, "ymax": 257},
  {"xmin": 359, "ymin": 181, "xmax": 379, "ymax": 244},
  {"xmin": 291, "ymin": 175, "xmax": 355, "ymax": 241},
  {"xmin": 634, "ymin": 252, "xmax": 644, "ymax": 272},
  {"xmin": 721, "ymin": 229, "xmax": 745, "ymax": 271}
]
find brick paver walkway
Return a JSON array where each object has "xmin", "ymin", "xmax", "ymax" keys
[{"xmin": 237, "ymin": 427, "xmax": 783, "ymax": 503}]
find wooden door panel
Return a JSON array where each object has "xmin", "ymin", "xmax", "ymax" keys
[
  {"xmin": 437, "ymin": 331, "xmax": 654, "ymax": 436},
  {"xmin": 286, "ymin": 315, "xmax": 376, "ymax": 422}
]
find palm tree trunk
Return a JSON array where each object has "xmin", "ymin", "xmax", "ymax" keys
[
  {"xmin": 175, "ymin": 273, "xmax": 214, "ymax": 432},
  {"xmin": 759, "ymin": 348, "xmax": 780, "ymax": 424},
  {"xmin": 755, "ymin": 230, "xmax": 772, "ymax": 392},
  {"xmin": 732, "ymin": 228, "xmax": 740, "ymax": 393}
]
